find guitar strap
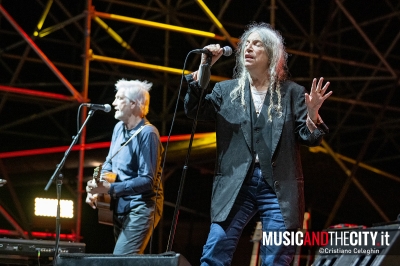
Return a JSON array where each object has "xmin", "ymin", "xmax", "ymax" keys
[{"xmin": 105, "ymin": 124, "xmax": 147, "ymax": 164}]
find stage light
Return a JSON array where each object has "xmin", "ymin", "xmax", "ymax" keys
[{"xmin": 34, "ymin": 198, "xmax": 74, "ymax": 218}]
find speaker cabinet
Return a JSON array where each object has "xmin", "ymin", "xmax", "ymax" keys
[{"xmin": 56, "ymin": 252, "xmax": 191, "ymax": 266}]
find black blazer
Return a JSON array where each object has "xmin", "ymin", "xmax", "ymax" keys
[{"xmin": 184, "ymin": 75, "xmax": 327, "ymax": 229}]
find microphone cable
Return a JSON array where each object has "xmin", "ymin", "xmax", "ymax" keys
[{"xmin": 148, "ymin": 50, "xmax": 196, "ymax": 254}]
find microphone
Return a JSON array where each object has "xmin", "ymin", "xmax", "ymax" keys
[
  {"xmin": 194, "ymin": 46, "xmax": 232, "ymax": 89},
  {"xmin": 192, "ymin": 46, "xmax": 233, "ymax": 57},
  {"xmin": 82, "ymin": 103, "xmax": 112, "ymax": 112}
]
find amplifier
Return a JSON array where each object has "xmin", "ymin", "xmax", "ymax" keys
[{"xmin": 0, "ymin": 238, "xmax": 85, "ymax": 257}]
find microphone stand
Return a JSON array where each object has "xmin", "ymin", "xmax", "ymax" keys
[
  {"xmin": 166, "ymin": 54, "xmax": 212, "ymax": 252},
  {"xmin": 44, "ymin": 109, "xmax": 96, "ymax": 264}
]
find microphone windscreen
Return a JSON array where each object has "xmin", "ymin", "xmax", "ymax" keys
[
  {"xmin": 222, "ymin": 46, "xmax": 233, "ymax": 56},
  {"xmin": 104, "ymin": 104, "xmax": 112, "ymax": 112}
]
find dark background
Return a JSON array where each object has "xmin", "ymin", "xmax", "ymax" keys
[{"xmin": 0, "ymin": 1, "xmax": 399, "ymax": 265}]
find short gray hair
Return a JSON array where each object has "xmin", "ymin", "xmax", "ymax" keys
[{"xmin": 115, "ymin": 79, "xmax": 152, "ymax": 116}]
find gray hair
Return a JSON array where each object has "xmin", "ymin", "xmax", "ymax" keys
[
  {"xmin": 231, "ymin": 22, "xmax": 287, "ymax": 121},
  {"xmin": 115, "ymin": 79, "xmax": 152, "ymax": 116}
]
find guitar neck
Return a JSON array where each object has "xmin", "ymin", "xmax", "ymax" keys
[
  {"xmin": 249, "ymin": 241, "xmax": 260, "ymax": 266},
  {"xmin": 249, "ymin": 221, "xmax": 262, "ymax": 266}
]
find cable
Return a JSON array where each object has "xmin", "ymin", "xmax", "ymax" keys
[
  {"xmin": 148, "ymin": 51, "xmax": 193, "ymax": 254},
  {"xmin": 77, "ymin": 104, "xmax": 82, "ymax": 134}
]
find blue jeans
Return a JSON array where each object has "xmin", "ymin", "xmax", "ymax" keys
[{"xmin": 200, "ymin": 166, "xmax": 295, "ymax": 266}]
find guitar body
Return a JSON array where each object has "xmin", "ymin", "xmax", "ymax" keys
[
  {"xmin": 93, "ymin": 165, "xmax": 116, "ymax": 226},
  {"xmin": 96, "ymin": 195, "xmax": 113, "ymax": 226}
]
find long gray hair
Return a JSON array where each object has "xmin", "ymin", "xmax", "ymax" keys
[{"xmin": 230, "ymin": 22, "xmax": 288, "ymax": 121}]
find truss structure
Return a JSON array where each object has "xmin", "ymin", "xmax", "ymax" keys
[{"xmin": 0, "ymin": 0, "xmax": 399, "ymax": 246}]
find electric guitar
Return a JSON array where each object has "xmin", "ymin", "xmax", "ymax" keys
[
  {"xmin": 92, "ymin": 164, "xmax": 116, "ymax": 226},
  {"xmin": 249, "ymin": 221, "xmax": 262, "ymax": 266}
]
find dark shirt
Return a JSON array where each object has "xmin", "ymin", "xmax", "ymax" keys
[{"xmin": 252, "ymin": 91, "xmax": 273, "ymax": 181}]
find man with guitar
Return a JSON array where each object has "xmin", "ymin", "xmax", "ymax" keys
[{"xmin": 85, "ymin": 79, "xmax": 164, "ymax": 255}]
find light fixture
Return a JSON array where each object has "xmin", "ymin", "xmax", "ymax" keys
[{"xmin": 34, "ymin": 198, "xmax": 74, "ymax": 218}]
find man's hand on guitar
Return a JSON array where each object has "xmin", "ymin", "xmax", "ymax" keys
[
  {"xmin": 85, "ymin": 192, "xmax": 98, "ymax": 209},
  {"xmin": 86, "ymin": 179, "xmax": 110, "ymax": 209},
  {"xmin": 86, "ymin": 179, "xmax": 99, "ymax": 209},
  {"xmin": 87, "ymin": 179, "xmax": 110, "ymax": 194}
]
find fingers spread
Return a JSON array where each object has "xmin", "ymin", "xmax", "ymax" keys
[
  {"xmin": 311, "ymin": 78, "xmax": 317, "ymax": 93},
  {"xmin": 321, "ymin": 81, "xmax": 330, "ymax": 92},
  {"xmin": 322, "ymin": 90, "xmax": 333, "ymax": 100},
  {"xmin": 317, "ymin": 77, "xmax": 324, "ymax": 91}
]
